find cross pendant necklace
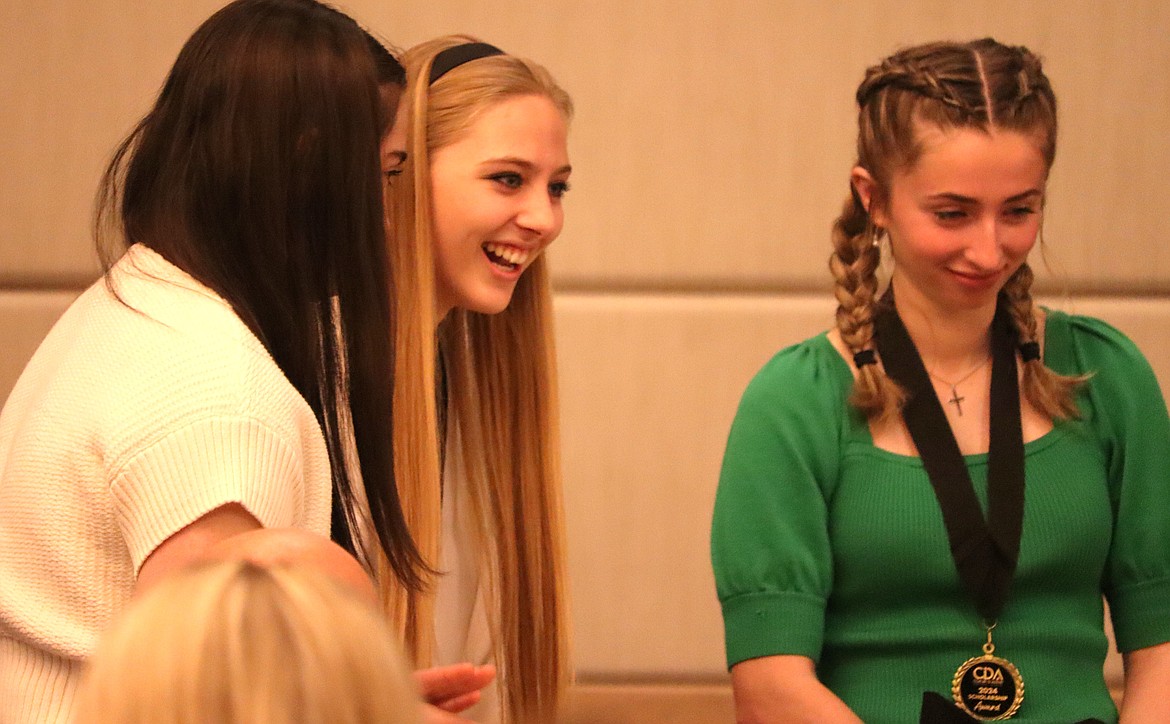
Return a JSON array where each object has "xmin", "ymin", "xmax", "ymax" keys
[
  {"xmin": 945, "ymin": 385, "xmax": 966, "ymax": 415},
  {"xmin": 928, "ymin": 355, "xmax": 991, "ymax": 417}
]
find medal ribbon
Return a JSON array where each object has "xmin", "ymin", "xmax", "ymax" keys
[{"xmin": 873, "ymin": 291, "xmax": 1025, "ymax": 621}]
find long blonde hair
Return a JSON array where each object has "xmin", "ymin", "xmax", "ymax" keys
[
  {"xmin": 74, "ymin": 561, "xmax": 420, "ymax": 724},
  {"xmin": 381, "ymin": 34, "xmax": 572, "ymax": 722},
  {"xmin": 830, "ymin": 38, "xmax": 1083, "ymax": 422}
]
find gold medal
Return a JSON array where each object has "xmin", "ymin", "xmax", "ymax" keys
[{"xmin": 951, "ymin": 623, "xmax": 1024, "ymax": 720}]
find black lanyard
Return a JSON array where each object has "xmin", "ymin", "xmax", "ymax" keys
[{"xmin": 873, "ymin": 292, "xmax": 1025, "ymax": 621}]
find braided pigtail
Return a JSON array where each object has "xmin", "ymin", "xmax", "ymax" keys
[
  {"xmin": 1002, "ymin": 264, "xmax": 1086, "ymax": 420},
  {"xmin": 829, "ymin": 189, "xmax": 905, "ymax": 422},
  {"xmin": 981, "ymin": 40, "xmax": 1079, "ymax": 417},
  {"xmin": 837, "ymin": 47, "xmax": 984, "ymax": 423}
]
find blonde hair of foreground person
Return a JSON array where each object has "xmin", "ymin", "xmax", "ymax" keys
[
  {"xmin": 73, "ymin": 560, "xmax": 421, "ymax": 724},
  {"xmin": 380, "ymin": 34, "xmax": 573, "ymax": 722}
]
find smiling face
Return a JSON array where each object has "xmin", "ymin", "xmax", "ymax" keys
[
  {"xmin": 427, "ymin": 93, "xmax": 570, "ymax": 318},
  {"xmin": 857, "ymin": 125, "xmax": 1049, "ymax": 318}
]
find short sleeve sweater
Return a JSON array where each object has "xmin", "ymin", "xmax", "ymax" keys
[
  {"xmin": 711, "ymin": 311, "xmax": 1170, "ymax": 724},
  {"xmin": 0, "ymin": 245, "xmax": 332, "ymax": 723}
]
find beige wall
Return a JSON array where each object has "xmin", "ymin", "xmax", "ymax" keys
[{"xmin": 3, "ymin": 1, "xmax": 1167, "ymax": 718}]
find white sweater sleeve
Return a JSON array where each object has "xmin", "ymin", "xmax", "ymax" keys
[{"xmin": 110, "ymin": 414, "xmax": 307, "ymax": 572}]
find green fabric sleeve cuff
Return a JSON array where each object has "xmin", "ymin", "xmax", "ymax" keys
[
  {"xmin": 721, "ymin": 590, "xmax": 825, "ymax": 668},
  {"xmin": 1110, "ymin": 576, "xmax": 1170, "ymax": 652}
]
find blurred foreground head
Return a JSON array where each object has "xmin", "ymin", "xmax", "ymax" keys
[{"xmin": 74, "ymin": 560, "xmax": 421, "ymax": 724}]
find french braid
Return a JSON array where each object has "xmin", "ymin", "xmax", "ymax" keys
[
  {"xmin": 857, "ymin": 58, "xmax": 976, "ymax": 116},
  {"xmin": 1002, "ymin": 260, "xmax": 1087, "ymax": 420},
  {"xmin": 836, "ymin": 39, "xmax": 1082, "ymax": 421},
  {"xmin": 829, "ymin": 191, "xmax": 905, "ymax": 421}
]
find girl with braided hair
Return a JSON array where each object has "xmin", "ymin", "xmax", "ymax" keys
[{"xmin": 712, "ymin": 39, "xmax": 1170, "ymax": 723}]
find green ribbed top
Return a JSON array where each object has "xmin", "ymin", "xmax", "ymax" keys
[{"xmin": 711, "ymin": 311, "xmax": 1170, "ymax": 723}]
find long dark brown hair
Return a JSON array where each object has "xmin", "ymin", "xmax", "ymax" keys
[{"xmin": 94, "ymin": 0, "xmax": 424, "ymax": 590}]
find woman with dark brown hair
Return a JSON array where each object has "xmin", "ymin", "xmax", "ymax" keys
[{"xmin": 0, "ymin": 2, "xmax": 459, "ymax": 720}]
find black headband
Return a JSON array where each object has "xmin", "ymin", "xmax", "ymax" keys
[{"xmin": 428, "ymin": 42, "xmax": 505, "ymax": 84}]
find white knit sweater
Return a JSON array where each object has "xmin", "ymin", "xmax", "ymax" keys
[{"xmin": 0, "ymin": 245, "xmax": 331, "ymax": 722}]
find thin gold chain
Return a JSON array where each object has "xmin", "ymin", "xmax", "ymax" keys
[{"xmin": 927, "ymin": 355, "xmax": 991, "ymax": 388}]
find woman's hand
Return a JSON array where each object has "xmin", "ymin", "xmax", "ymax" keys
[{"xmin": 416, "ymin": 663, "xmax": 496, "ymax": 722}]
